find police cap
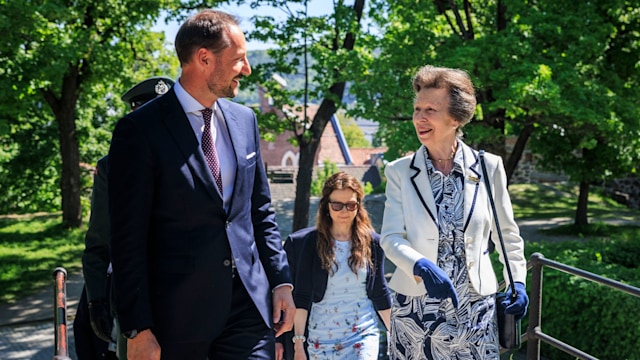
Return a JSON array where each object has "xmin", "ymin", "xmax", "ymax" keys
[{"xmin": 121, "ymin": 76, "xmax": 175, "ymax": 110}]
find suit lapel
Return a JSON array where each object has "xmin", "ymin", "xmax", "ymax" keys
[
  {"xmin": 160, "ymin": 90, "xmax": 223, "ymax": 204},
  {"xmin": 409, "ymin": 146, "xmax": 438, "ymax": 224},
  {"xmin": 462, "ymin": 143, "xmax": 481, "ymax": 232},
  {"xmin": 217, "ymin": 100, "xmax": 243, "ymax": 213}
]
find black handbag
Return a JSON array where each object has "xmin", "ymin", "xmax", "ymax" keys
[{"xmin": 479, "ymin": 150, "xmax": 522, "ymax": 350}]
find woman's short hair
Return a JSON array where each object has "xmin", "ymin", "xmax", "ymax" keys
[{"xmin": 413, "ymin": 65, "xmax": 477, "ymax": 137}]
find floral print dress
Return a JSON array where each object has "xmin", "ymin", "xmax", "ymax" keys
[
  {"xmin": 389, "ymin": 147, "xmax": 500, "ymax": 360},
  {"xmin": 307, "ymin": 240, "xmax": 381, "ymax": 360}
]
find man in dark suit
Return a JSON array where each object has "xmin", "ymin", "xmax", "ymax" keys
[
  {"xmin": 74, "ymin": 76, "xmax": 174, "ymax": 360},
  {"xmin": 107, "ymin": 9, "xmax": 295, "ymax": 360}
]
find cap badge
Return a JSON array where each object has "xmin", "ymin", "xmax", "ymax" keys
[{"xmin": 155, "ymin": 80, "xmax": 169, "ymax": 95}]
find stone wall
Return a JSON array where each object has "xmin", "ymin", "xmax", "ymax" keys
[{"xmin": 603, "ymin": 176, "xmax": 640, "ymax": 209}]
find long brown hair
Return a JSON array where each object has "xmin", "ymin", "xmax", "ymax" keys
[{"xmin": 315, "ymin": 172, "xmax": 374, "ymax": 275}]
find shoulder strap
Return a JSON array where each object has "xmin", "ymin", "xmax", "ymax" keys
[{"xmin": 479, "ymin": 150, "xmax": 517, "ymax": 298}]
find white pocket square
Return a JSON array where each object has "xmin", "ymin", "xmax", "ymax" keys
[{"xmin": 246, "ymin": 152, "xmax": 256, "ymax": 159}]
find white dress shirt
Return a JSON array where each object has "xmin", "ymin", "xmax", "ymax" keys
[{"xmin": 173, "ymin": 80, "xmax": 236, "ymax": 211}]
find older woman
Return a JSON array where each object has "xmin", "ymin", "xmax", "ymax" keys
[
  {"xmin": 380, "ymin": 65, "xmax": 529, "ymax": 359},
  {"xmin": 290, "ymin": 172, "xmax": 391, "ymax": 360}
]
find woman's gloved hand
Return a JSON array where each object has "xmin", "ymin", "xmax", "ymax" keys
[
  {"xmin": 413, "ymin": 258, "xmax": 459, "ymax": 307},
  {"xmin": 502, "ymin": 282, "xmax": 529, "ymax": 320}
]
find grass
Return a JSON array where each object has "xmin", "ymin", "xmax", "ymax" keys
[
  {"xmin": 0, "ymin": 212, "xmax": 86, "ymax": 303},
  {"xmin": 542, "ymin": 223, "xmax": 640, "ymax": 239},
  {"xmin": 509, "ymin": 182, "xmax": 638, "ymax": 222}
]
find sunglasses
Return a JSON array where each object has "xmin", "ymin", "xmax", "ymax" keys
[{"xmin": 328, "ymin": 201, "xmax": 359, "ymax": 212}]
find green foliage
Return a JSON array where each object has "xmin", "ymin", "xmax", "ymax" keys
[
  {"xmin": 524, "ymin": 237, "xmax": 640, "ymax": 359},
  {"xmin": 310, "ymin": 160, "xmax": 338, "ymax": 196},
  {"xmin": 350, "ymin": 0, "xmax": 640, "ymax": 217},
  {"xmin": 362, "ymin": 181, "xmax": 373, "ymax": 196},
  {"xmin": 336, "ymin": 110, "xmax": 371, "ymax": 148},
  {"xmin": 310, "ymin": 159, "xmax": 374, "ymax": 196},
  {"xmin": 241, "ymin": 1, "xmax": 370, "ymax": 230},
  {"xmin": 0, "ymin": 109, "xmax": 63, "ymax": 213},
  {"xmin": 371, "ymin": 180, "xmax": 387, "ymax": 194},
  {"xmin": 0, "ymin": 0, "xmax": 180, "ymax": 216},
  {"xmin": 0, "ymin": 213, "xmax": 86, "ymax": 303}
]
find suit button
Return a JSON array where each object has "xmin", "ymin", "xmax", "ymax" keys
[{"xmin": 223, "ymin": 259, "xmax": 232, "ymax": 267}]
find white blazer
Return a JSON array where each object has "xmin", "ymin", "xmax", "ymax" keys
[{"xmin": 380, "ymin": 142, "xmax": 527, "ymax": 297}]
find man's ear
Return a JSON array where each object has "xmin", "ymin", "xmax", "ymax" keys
[{"xmin": 197, "ymin": 48, "xmax": 210, "ymax": 67}]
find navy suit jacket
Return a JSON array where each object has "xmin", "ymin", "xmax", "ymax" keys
[{"xmin": 108, "ymin": 88, "xmax": 291, "ymax": 343}]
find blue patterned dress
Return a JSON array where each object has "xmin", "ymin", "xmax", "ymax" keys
[
  {"xmin": 389, "ymin": 146, "xmax": 499, "ymax": 360},
  {"xmin": 307, "ymin": 240, "xmax": 381, "ymax": 360}
]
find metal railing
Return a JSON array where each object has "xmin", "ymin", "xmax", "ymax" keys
[
  {"xmin": 53, "ymin": 267, "xmax": 72, "ymax": 360},
  {"xmin": 526, "ymin": 252, "xmax": 640, "ymax": 359}
]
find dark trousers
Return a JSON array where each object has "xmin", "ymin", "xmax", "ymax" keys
[{"xmin": 160, "ymin": 275, "xmax": 275, "ymax": 359}]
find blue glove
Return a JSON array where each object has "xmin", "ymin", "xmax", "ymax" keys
[
  {"xmin": 413, "ymin": 258, "xmax": 459, "ymax": 308},
  {"xmin": 502, "ymin": 282, "xmax": 529, "ymax": 320}
]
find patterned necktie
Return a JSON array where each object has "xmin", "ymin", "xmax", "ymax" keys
[{"xmin": 201, "ymin": 108, "xmax": 223, "ymax": 195}]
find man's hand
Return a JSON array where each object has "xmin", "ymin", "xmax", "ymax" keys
[
  {"xmin": 88, "ymin": 298, "xmax": 113, "ymax": 343},
  {"xmin": 272, "ymin": 285, "xmax": 295, "ymax": 337},
  {"xmin": 127, "ymin": 329, "xmax": 161, "ymax": 360},
  {"xmin": 275, "ymin": 342, "xmax": 284, "ymax": 360}
]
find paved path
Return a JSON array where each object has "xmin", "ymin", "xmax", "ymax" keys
[
  {"xmin": 0, "ymin": 197, "xmax": 636, "ymax": 359},
  {"xmin": 0, "ymin": 271, "xmax": 82, "ymax": 359}
]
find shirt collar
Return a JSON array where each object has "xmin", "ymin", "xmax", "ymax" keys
[
  {"xmin": 424, "ymin": 140, "xmax": 464, "ymax": 176},
  {"xmin": 173, "ymin": 79, "xmax": 218, "ymax": 116}
]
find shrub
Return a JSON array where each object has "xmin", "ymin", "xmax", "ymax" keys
[
  {"xmin": 523, "ymin": 238, "xmax": 640, "ymax": 359},
  {"xmin": 310, "ymin": 160, "xmax": 338, "ymax": 196}
]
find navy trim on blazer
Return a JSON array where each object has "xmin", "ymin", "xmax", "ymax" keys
[
  {"xmin": 463, "ymin": 149, "xmax": 482, "ymax": 232},
  {"xmin": 409, "ymin": 153, "xmax": 437, "ymax": 224}
]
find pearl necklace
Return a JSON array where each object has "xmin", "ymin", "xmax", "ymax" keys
[
  {"xmin": 434, "ymin": 154, "xmax": 454, "ymax": 162},
  {"xmin": 433, "ymin": 151, "xmax": 455, "ymax": 162}
]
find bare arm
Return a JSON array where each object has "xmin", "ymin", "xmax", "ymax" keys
[
  {"xmin": 378, "ymin": 309, "xmax": 391, "ymax": 332},
  {"xmin": 293, "ymin": 308, "xmax": 308, "ymax": 360}
]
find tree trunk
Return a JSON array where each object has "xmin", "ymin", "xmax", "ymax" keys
[
  {"xmin": 292, "ymin": 139, "xmax": 318, "ymax": 232},
  {"xmin": 292, "ymin": 97, "xmax": 340, "ymax": 232},
  {"xmin": 575, "ymin": 180, "xmax": 590, "ymax": 228},
  {"xmin": 504, "ymin": 123, "xmax": 534, "ymax": 184},
  {"xmin": 291, "ymin": 0, "xmax": 364, "ymax": 232},
  {"xmin": 58, "ymin": 109, "xmax": 82, "ymax": 228},
  {"xmin": 43, "ymin": 66, "xmax": 83, "ymax": 228}
]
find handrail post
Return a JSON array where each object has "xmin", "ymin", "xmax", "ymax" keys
[
  {"xmin": 53, "ymin": 267, "xmax": 72, "ymax": 360},
  {"xmin": 527, "ymin": 252, "xmax": 544, "ymax": 360}
]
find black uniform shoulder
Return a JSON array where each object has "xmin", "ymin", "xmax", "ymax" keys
[{"xmin": 121, "ymin": 76, "xmax": 174, "ymax": 110}]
